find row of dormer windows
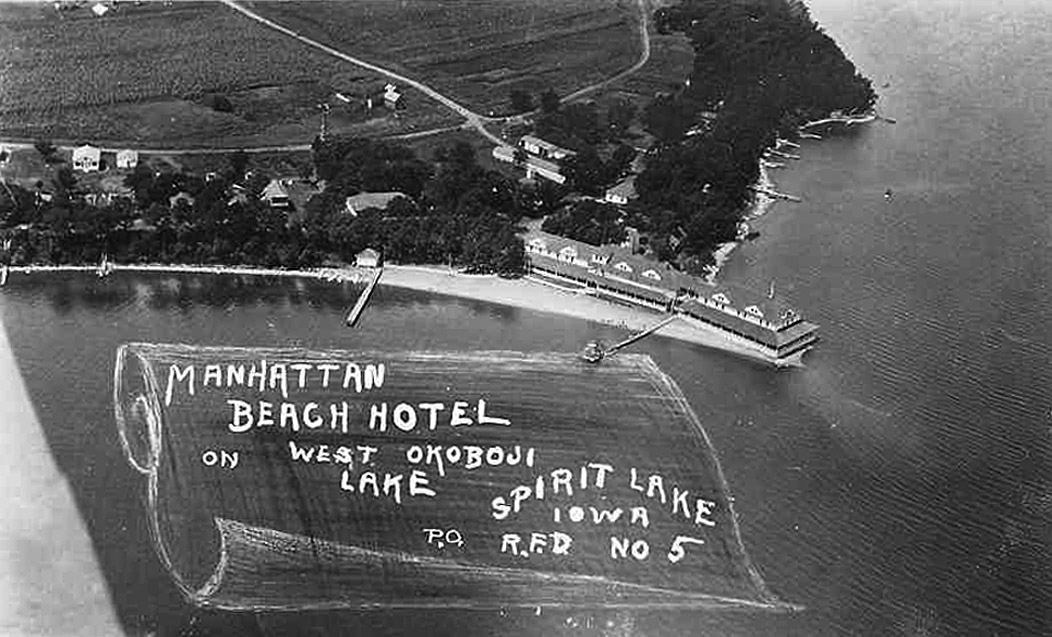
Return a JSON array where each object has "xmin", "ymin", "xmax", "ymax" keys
[{"xmin": 528, "ymin": 238, "xmax": 792, "ymax": 325}]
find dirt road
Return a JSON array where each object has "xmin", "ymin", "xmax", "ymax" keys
[{"xmin": 0, "ymin": 0, "xmax": 652, "ymax": 156}]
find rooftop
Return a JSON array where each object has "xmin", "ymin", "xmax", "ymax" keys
[
  {"xmin": 345, "ymin": 191, "xmax": 408, "ymax": 212},
  {"xmin": 72, "ymin": 145, "xmax": 100, "ymax": 158},
  {"xmin": 261, "ymin": 179, "xmax": 288, "ymax": 199},
  {"xmin": 605, "ymin": 177, "xmax": 637, "ymax": 200},
  {"xmin": 520, "ymin": 135, "xmax": 576, "ymax": 157},
  {"xmin": 493, "ymin": 146, "xmax": 564, "ymax": 176},
  {"xmin": 522, "ymin": 228, "xmax": 797, "ymax": 325}
]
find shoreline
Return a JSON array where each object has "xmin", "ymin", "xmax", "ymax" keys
[
  {"xmin": 705, "ymin": 162, "xmax": 780, "ymax": 284},
  {"xmin": 704, "ymin": 112, "xmax": 881, "ymax": 283},
  {"xmin": 3, "ymin": 262, "xmax": 785, "ymax": 365}
]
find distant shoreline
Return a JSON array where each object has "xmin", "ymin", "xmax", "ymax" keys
[{"xmin": 4, "ymin": 262, "xmax": 785, "ymax": 365}]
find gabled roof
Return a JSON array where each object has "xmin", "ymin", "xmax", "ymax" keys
[
  {"xmin": 605, "ymin": 176, "xmax": 637, "ymax": 201},
  {"xmin": 521, "ymin": 228, "xmax": 796, "ymax": 325},
  {"xmin": 519, "ymin": 135, "xmax": 576, "ymax": 157},
  {"xmin": 261, "ymin": 179, "xmax": 289, "ymax": 199},
  {"xmin": 72, "ymin": 145, "xmax": 101, "ymax": 159}
]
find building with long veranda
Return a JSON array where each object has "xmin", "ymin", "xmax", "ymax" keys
[{"xmin": 522, "ymin": 228, "xmax": 819, "ymax": 363}]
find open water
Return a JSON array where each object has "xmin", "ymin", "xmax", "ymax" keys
[{"xmin": 2, "ymin": 0, "xmax": 1051, "ymax": 635}]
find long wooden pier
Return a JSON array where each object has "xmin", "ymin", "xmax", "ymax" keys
[
  {"xmin": 346, "ymin": 267, "xmax": 382, "ymax": 326},
  {"xmin": 607, "ymin": 314, "xmax": 680, "ymax": 356}
]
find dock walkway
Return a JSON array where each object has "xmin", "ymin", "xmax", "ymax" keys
[
  {"xmin": 607, "ymin": 314, "xmax": 680, "ymax": 355},
  {"xmin": 346, "ymin": 267, "xmax": 382, "ymax": 326}
]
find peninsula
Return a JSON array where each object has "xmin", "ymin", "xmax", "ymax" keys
[{"xmin": 0, "ymin": 0, "xmax": 875, "ymax": 366}]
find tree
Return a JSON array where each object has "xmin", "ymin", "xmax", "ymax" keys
[
  {"xmin": 125, "ymin": 163, "xmax": 155, "ymax": 205},
  {"xmin": 606, "ymin": 99, "xmax": 637, "ymax": 137},
  {"xmin": 541, "ymin": 200, "xmax": 626, "ymax": 246},
  {"xmin": 509, "ymin": 89, "xmax": 534, "ymax": 114},
  {"xmin": 227, "ymin": 150, "xmax": 250, "ymax": 183},
  {"xmin": 562, "ymin": 147, "xmax": 616, "ymax": 196},
  {"xmin": 34, "ymin": 139, "xmax": 58, "ymax": 165},
  {"xmin": 611, "ymin": 144, "xmax": 637, "ymax": 173},
  {"xmin": 52, "ymin": 166, "xmax": 79, "ymax": 198},
  {"xmin": 538, "ymin": 88, "xmax": 560, "ymax": 114}
]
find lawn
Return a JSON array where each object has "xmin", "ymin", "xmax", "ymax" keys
[
  {"xmin": 0, "ymin": 1, "xmax": 455, "ymax": 146},
  {"xmin": 244, "ymin": 0, "xmax": 644, "ymax": 114}
]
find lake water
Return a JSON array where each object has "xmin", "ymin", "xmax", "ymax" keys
[{"xmin": 3, "ymin": 0, "xmax": 1051, "ymax": 635}]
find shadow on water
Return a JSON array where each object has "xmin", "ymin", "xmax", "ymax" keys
[{"xmin": 375, "ymin": 285, "xmax": 524, "ymax": 324}]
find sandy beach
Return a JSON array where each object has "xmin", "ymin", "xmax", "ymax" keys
[
  {"xmin": 4, "ymin": 262, "xmax": 778, "ymax": 364},
  {"xmin": 705, "ymin": 162, "xmax": 780, "ymax": 284}
]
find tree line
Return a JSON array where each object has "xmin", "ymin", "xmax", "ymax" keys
[
  {"xmin": 0, "ymin": 136, "xmax": 554, "ymax": 276},
  {"xmin": 624, "ymin": 0, "xmax": 878, "ymax": 273}
]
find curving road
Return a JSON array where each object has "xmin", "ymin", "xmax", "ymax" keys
[
  {"xmin": 0, "ymin": 0, "xmax": 651, "ymax": 156},
  {"xmin": 218, "ymin": 0, "xmax": 508, "ymax": 147},
  {"xmin": 219, "ymin": 0, "xmax": 651, "ymax": 138},
  {"xmin": 558, "ymin": 0, "xmax": 652, "ymax": 104}
]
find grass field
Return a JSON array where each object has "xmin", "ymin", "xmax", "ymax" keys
[
  {"xmin": 244, "ymin": 0, "xmax": 643, "ymax": 114},
  {"xmin": 0, "ymin": 1, "xmax": 456, "ymax": 146}
]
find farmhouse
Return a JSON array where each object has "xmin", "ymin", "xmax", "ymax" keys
[
  {"xmin": 604, "ymin": 177, "xmax": 637, "ymax": 206},
  {"xmin": 356, "ymin": 248, "xmax": 381, "ymax": 268},
  {"xmin": 383, "ymin": 83, "xmax": 403, "ymax": 109},
  {"xmin": 519, "ymin": 135, "xmax": 576, "ymax": 161},
  {"xmin": 72, "ymin": 145, "xmax": 101, "ymax": 172},
  {"xmin": 492, "ymin": 146, "xmax": 566, "ymax": 185},
  {"xmin": 261, "ymin": 179, "xmax": 291, "ymax": 209},
  {"xmin": 116, "ymin": 149, "xmax": 138, "ymax": 169},
  {"xmin": 344, "ymin": 192, "xmax": 408, "ymax": 216}
]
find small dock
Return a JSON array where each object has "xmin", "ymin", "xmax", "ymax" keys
[
  {"xmin": 607, "ymin": 314, "xmax": 680, "ymax": 355},
  {"xmin": 346, "ymin": 267, "xmax": 382, "ymax": 327},
  {"xmin": 767, "ymin": 149, "xmax": 801, "ymax": 160},
  {"xmin": 750, "ymin": 185, "xmax": 802, "ymax": 202}
]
